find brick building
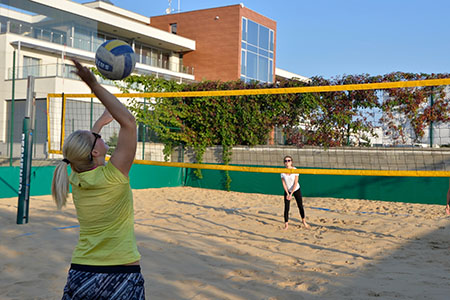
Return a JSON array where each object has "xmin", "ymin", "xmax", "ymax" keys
[{"xmin": 150, "ymin": 4, "xmax": 276, "ymax": 83}]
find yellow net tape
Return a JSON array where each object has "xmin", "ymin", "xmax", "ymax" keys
[
  {"xmin": 49, "ymin": 78, "xmax": 450, "ymax": 99},
  {"xmin": 138, "ymin": 160, "xmax": 450, "ymax": 177},
  {"xmin": 49, "ymin": 78, "xmax": 450, "ymax": 177}
]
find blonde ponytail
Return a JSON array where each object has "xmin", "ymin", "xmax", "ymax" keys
[
  {"xmin": 52, "ymin": 161, "xmax": 70, "ymax": 209},
  {"xmin": 51, "ymin": 130, "xmax": 95, "ymax": 209}
]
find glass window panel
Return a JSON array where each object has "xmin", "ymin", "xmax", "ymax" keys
[
  {"xmin": 241, "ymin": 50, "xmax": 246, "ymax": 76},
  {"xmin": 269, "ymin": 59, "xmax": 273, "ymax": 83},
  {"xmin": 241, "ymin": 41, "xmax": 246, "ymax": 50},
  {"xmin": 247, "ymin": 20, "xmax": 258, "ymax": 46},
  {"xmin": 270, "ymin": 30, "xmax": 274, "ymax": 51},
  {"xmin": 10, "ymin": 21, "xmax": 32, "ymax": 35},
  {"xmin": 1, "ymin": 21, "xmax": 7, "ymax": 34},
  {"xmin": 42, "ymin": 29, "xmax": 52, "ymax": 42},
  {"xmin": 142, "ymin": 46, "xmax": 152, "ymax": 65},
  {"xmin": 74, "ymin": 27, "xmax": 91, "ymax": 51},
  {"xmin": 259, "ymin": 49, "xmax": 269, "ymax": 57},
  {"xmin": 151, "ymin": 49, "xmax": 159, "ymax": 67},
  {"xmin": 247, "ymin": 44, "xmax": 257, "ymax": 53},
  {"xmin": 23, "ymin": 56, "xmax": 40, "ymax": 78},
  {"xmin": 170, "ymin": 23, "xmax": 177, "ymax": 34},
  {"xmin": 63, "ymin": 64, "xmax": 78, "ymax": 79},
  {"xmin": 247, "ymin": 52, "xmax": 257, "ymax": 79},
  {"xmin": 258, "ymin": 56, "xmax": 268, "ymax": 82},
  {"xmin": 259, "ymin": 25, "xmax": 269, "ymax": 50},
  {"xmin": 242, "ymin": 18, "xmax": 247, "ymax": 41},
  {"xmin": 52, "ymin": 32, "xmax": 67, "ymax": 45},
  {"xmin": 269, "ymin": 52, "xmax": 273, "ymax": 59},
  {"xmin": 162, "ymin": 53, "xmax": 169, "ymax": 69},
  {"xmin": 93, "ymin": 33, "xmax": 106, "ymax": 51}
]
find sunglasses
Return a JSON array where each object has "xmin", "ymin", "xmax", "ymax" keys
[
  {"xmin": 89, "ymin": 132, "xmax": 101, "ymax": 161},
  {"xmin": 284, "ymin": 159, "xmax": 292, "ymax": 163}
]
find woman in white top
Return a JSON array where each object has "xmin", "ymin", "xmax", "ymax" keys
[{"xmin": 280, "ymin": 156, "xmax": 309, "ymax": 230}]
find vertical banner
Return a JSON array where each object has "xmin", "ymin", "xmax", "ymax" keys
[{"xmin": 17, "ymin": 76, "xmax": 35, "ymax": 224}]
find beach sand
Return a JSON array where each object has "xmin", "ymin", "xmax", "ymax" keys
[{"xmin": 1, "ymin": 186, "xmax": 449, "ymax": 299}]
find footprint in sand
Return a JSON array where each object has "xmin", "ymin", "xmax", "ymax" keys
[
  {"xmin": 228, "ymin": 269, "xmax": 264, "ymax": 281},
  {"xmin": 293, "ymin": 281, "xmax": 321, "ymax": 293},
  {"xmin": 179, "ymin": 279, "xmax": 206, "ymax": 288}
]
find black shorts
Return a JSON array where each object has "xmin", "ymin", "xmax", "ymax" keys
[{"xmin": 62, "ymin": 264, "xmax": 145, "ymax": 300}]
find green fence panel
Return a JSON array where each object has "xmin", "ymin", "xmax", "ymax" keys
[
  {"xmin": 0, "ymin": 167, "xmax": 20, "ymax": 198},
  {"xmin": 0, "ymin": 165, "xmax": 184, "ymax": 199},
  {"xmin": 2, "ymin": 164, "xmax": 446, "ymax": 205},
  {"xmin": 129, "ymin": 164, "xmax": 184, "ymax": 189},
  {"xmin": 0, "ymin": 166, "xmax": 54, "ymax": 198},
  {"xmin": 185, "ymin": 168, "xmax": 448, "ymax": 205}
]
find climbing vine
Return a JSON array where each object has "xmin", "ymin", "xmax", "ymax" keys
[{"xmin": 108, "ymin": 70, "xmax": 450, "ymax": 190}]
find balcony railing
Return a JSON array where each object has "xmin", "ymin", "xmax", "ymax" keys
[
  {"xmin": 7, "ymin": 63, "xmax": 194, "ymax": 84},
  {"xmin": 7, "ymin": 63, "xmax": 115, "ymax": 85},
  {"xmin": 2, "ymin": 19, "xmax": 194, "ymax": 75}
]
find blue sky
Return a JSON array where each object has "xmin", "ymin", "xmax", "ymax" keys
[{"xmin": 77, "ymin": 0, "xmax": 450, "ymax": 79}]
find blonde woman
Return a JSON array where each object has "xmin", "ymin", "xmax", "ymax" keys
[
  {"xmin": 52, "ymin": 59, "xmax": 144, "ymax": 299},
  {"xmin": 281, "ymin": 156, "xmax": 309, "ymax": 230}
]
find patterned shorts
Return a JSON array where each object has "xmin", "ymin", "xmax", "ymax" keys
[{"xmin": 62, "ymin": 264, "xmax": 145, "ymax": 300}]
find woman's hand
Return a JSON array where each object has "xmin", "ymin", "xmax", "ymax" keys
[
  {"xmin": 97, "ymin": 109, "xmax": 114, "ymax": 127},
  {"xmin": 92, "ymin": 109, "xmax": 114, "ymax": 133},
  {"xmin": 71, "ymin": 59, "xmax": 98, "ymax": 89}
]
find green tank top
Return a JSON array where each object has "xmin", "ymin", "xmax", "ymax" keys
[{"xmin": 69, "ymin": 162, "xmax": 141, "ymax": 265}]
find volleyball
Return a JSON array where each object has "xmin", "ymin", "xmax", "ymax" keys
[{"xmin": 95, "ymin": 40, "xmax": 136, "ymax": 80}]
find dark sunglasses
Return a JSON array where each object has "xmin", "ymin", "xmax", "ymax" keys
[
  {"xmin": 284, "ymin": 159, "xmax": 292, "ymax": 163},
  {"xmin": 89, "ymin": 132, "xmax": 101, "ymax": 161}
]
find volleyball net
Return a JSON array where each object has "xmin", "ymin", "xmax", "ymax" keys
[{"xmin": 47, "ymin": 78, "xmax": 450, "ymax": 177}]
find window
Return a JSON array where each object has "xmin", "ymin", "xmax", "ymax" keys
[
  {"xmin": 241, "ymin": 18, "xmax": 274, "ymax": 83},
  {"xmin": 258, "ymin": 26, "xmax": 269, "ymax": 50},
  {"xmin": 161, "ymin": 53, "xmax": 169, "ymax": 69},
  {"xmin": 258, "ymin": 56, "xmax": 268, "ymax": 83},
  {"xmin": 270, "ymin": 30, "xmax": 274, "ymax": 51},
  {"xmin": 247, "ymin": 52, "xmax": 257, "ymax": 79},
  {"xmin": 247, "ymin": 20, "xmax": 258, "ymax": 46},
  {"xmin": 141, "ymin": 45, "xmax": 152, "ymax": 65},
  {"xmin": 241, "ymin": 50, "xmax": 246, "ymax": 76},
  {"xmin": 23, "ymin": 56, "xmax": 40, "ymax": 78},
  {"xmin": 151, "ymin": 49, "xmax": 160, "ymax": 67},
  {"xmin": 63, "ymin": 64, "xmax": 77, "ymax": 79},
  {"xmin": 170, "ymin": 23, "xmax": 177, "ymax": 34},
  {"xmin": 242, "ymin": 18, "xmax": 247, "ymax": 41},
  {"xmin": 74, "ymin": 27, "xmax": 91, "ymax": 51},
  {"xmin": 93, "ymin": 33, "xmax": 106, "ymax": 52}
]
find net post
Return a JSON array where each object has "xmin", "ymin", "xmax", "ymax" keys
[
  {"xmin": 60, "ymin": 93, "xmax": 66, "ymax": 151},
  {"xmin": 429, "ymin": 90, "xmax": 434, "ymax": 147},
  {"xmin": 142, "ymin": 98, "xmax": 147, "ymax": 160},
  {"xmin": 9, "ymin": 50, "xmax": 16, "ymax": 166},
  {"xmin": 90, "ymin": 97, "xmax": 93, "ymax": 130},
  {"xmin": 17, "ymin": 76, "xmax": 36, "ymax": 224}
]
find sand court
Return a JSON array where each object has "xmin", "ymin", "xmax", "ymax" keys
[{"xmin": 1, "ymin": 186, "xmax": 449, "ymax": 299}]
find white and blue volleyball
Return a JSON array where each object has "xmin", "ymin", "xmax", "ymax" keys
[{"xmin": 95, "ymin": 40, "xmax": 136, "ymax": 80}]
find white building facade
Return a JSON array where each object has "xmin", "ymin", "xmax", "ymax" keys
[{"xmin": 0, "ymin": 0, "xmax": 196, "ymax": 158}]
